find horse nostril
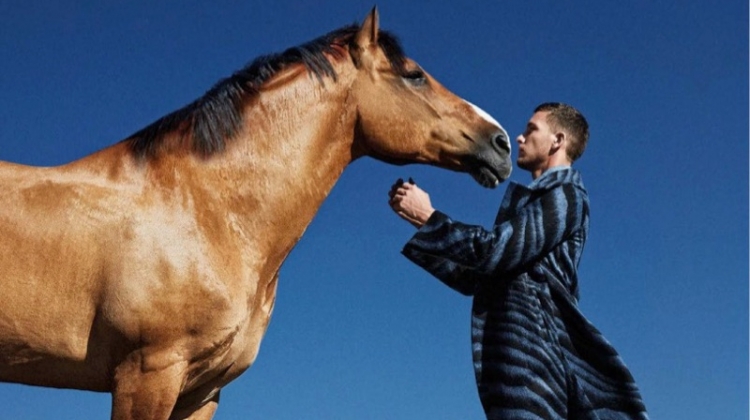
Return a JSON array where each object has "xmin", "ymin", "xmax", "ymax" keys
[{"xmin": 492, "ymin": 132, "xmax": 510, "ymax": 152}]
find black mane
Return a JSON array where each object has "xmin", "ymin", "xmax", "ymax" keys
[{"xmin": 126, "ymin": 25, "xmax": 408, "ymax": 159}]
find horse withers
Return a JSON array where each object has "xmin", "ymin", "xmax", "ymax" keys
[{"xmin": 0, "ymin": 8, "xmax": 511, "ymax": 420}]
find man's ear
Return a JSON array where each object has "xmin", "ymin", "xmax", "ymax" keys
[{"xmin": 554, "ymin": 132, "xmax": 565, "ymax": 147}]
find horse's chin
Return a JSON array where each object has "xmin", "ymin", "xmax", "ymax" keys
[
  {"xmin": 467, "ymin": 157, "xmax": 512, "ymax": 188},
  {"xmin": 470, "ymin": 166, "xmax": 501, "ymax": 188}
]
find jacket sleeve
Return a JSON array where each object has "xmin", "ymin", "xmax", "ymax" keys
[
  {"xmin": 402, "ymin": 183, "xmax": 587, "ymax": 282},
  {"xmin": 401, "ymin": 212, "xmax": 482, "ymax": 296}
]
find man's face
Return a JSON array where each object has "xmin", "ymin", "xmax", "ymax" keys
[{"xmin": 516, "ymin": 111, "xmax": 556, "ymax": 172}]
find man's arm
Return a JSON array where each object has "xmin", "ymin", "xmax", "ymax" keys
[
  {"xmin": 400, "ymin": 241, "xmax": 479, "ymax": 296},
  {"xmin": 403, "ymin": 183, "xmax": 588, "ymax": 278},
  {"xmin": 389, "ymin": 180, "xmax": 479, "ymax": 295}
]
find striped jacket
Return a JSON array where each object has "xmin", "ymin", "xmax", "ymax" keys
[{"xmin": 403, "ymin": 167, "xmax": 648, "ymax": 419}]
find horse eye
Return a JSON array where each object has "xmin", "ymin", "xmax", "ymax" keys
[{"xmin": 403, "ymin": 70, "xmax": 427, "ymax": 85}]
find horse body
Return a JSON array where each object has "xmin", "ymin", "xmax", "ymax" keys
[
  {"xmin": 0, "ymin": 64, "xmax": 354, "ymax": 394},
  {"xmin": 0, "ymin": 9, "xmax": 511, "ymax": 419}
]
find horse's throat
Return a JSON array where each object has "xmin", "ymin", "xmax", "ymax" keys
[{"xmin": 213, "ymin": 76, "xmax": 357, "ymax": 291}]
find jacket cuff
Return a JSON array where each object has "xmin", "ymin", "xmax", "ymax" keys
[
  {"xmin": 420, "ymin": 210, "xmax": 449, "ymax": 230},
  {"xmin": 402, "ymin": 210, "xmax": 450, "ymax": 259}
]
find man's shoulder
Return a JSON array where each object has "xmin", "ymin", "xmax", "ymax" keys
[{"xmin": 530, "ymin": 166, "xmax": 586, "ymax": 192}]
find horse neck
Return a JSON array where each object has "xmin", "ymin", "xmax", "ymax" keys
[{"xmin": 203, "ymin": 67, "xmax": 358, "ymax": 253}]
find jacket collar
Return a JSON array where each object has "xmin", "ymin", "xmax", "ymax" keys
[
  {"xmin": 495, "ymin": 166, "xmax": 585, "ymax": 223},
  {"xmin": 528, "ymin": 166, "xmax": 584, "ymax": 191}
]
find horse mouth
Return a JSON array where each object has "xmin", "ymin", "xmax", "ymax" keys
[
  {"xmin": 467, "ymin": 156, "xmax": 511, "ymax": 188},
  {"xmin": 470, "ymin": 165, "xmax": 502, "ymax": 188}
]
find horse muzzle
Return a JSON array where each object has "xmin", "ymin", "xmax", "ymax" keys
[{"xmin": 465, "ymin": 129, "xmax": 512, "ymax": 188}]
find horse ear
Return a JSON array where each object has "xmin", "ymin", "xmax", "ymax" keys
[
  {"xmin": 351, "ymin": 7, "xmax": 379, "ymax": 68},
  {"xmin": 354, "ymin": 6, "xmax": 379, "ymax": 50}
]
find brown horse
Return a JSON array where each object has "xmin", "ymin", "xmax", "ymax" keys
[{"xmin": 0, "ymin": 8, "xmax": 511, "ymax": 420}]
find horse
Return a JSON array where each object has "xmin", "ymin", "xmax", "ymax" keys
[{"xmin": 0, "ymin": 8, "xmax": 511, "ymax": 420}]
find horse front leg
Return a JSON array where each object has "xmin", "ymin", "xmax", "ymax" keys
[{"xmin": 110, "ymin": 352, "xmax": 189, "ymax": 420}]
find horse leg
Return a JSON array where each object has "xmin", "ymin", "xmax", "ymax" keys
[
  {"xmin": 110, "ymin": 356, "xmax": 189, "ymax": 420},
  {"xmin": 168, "ymin": 391, "xmax": 220, "ymax": 420}
]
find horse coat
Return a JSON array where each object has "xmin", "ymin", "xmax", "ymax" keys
[{"xmin": 402, "ymin": 167, "xmax": 648, "ymax": 419}]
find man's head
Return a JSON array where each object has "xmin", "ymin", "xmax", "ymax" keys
[{"xmin": 516, "ymin": 102, "xmax": 589, "ymax": 178}]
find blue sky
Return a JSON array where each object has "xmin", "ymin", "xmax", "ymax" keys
[{"xmin": 0, "ymin": 1, "xmax": 746, "ymax": 419}]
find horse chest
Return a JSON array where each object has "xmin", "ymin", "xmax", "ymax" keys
[
  {"xmin": 188, "ymin": 270, "xmax": 279, "ymax": 383},
  {"xmin": 180, "ymin": 309, "xmax": 272, "ymax": 394}
]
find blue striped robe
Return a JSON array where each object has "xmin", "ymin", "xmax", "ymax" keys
[{"xmin": 402, "ymin": 167, "xmax": 648, "ymax": 419}]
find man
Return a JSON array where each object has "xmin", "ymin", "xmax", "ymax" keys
[{"xmin": 388, "ymin": 103, "xmax": 648, "ymax": 419}]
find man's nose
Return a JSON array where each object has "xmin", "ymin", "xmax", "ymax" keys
[{"xmin": 516, "ymin": 134, "xmax": 524, "ymax": 144}]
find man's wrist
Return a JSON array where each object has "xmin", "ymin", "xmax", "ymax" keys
[{"xmin": 419, "ymin": 208, "xmax": 436, "ymax": 224}]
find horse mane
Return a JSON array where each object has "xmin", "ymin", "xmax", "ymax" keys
[{"xmin": 126, "ymin": 24, "xmax": 408, "ymax": 159}]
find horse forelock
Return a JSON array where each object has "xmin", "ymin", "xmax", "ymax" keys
[{"xmin": 126, "ymin": 24, "xmax": 408, "ymax": 160}]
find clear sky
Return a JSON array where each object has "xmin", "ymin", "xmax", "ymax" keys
[{"xmin": 0, "ymin": 1, "xmax": 747, "ymax": 419}]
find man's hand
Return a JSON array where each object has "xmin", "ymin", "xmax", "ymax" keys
[{"xmin": 388, "ymin": 178, "xmax": 435, "ymax": 228}]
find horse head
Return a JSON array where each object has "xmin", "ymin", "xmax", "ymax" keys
[{"xmin": 348, "ymin": 8, "xmax": 512, "ymax": 188}]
